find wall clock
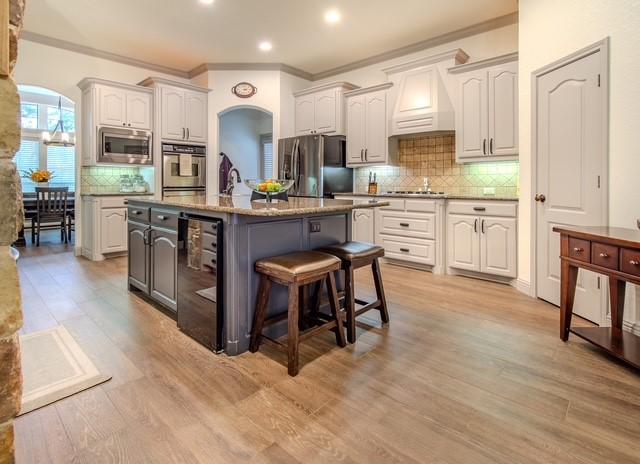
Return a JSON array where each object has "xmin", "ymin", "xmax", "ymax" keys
[{"xmin": 232, "ymin": 82, "xmax": 258, "ymax": 98}]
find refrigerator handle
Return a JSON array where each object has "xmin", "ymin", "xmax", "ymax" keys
[{"xmin": 292, "ymin": 139, "xmax": 300, "ymax": 191}]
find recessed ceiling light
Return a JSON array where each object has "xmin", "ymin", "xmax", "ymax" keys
[
  {"xmin": 324, "ymin": 9, "xmax": 341, "ymax": 24},
  {"xmin": 259, "ymin": 41, "xmax": 273, "ymax": 52},
  {"xmin": 199, "ymin": 0, "xmax": 214, "ymax": 4}
]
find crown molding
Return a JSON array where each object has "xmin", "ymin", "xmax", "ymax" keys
[
  {"xmin": 447, "ymin": 51, "xmax": 518, "ymax": 74},
  {"xmin": 138, "ymin": 76, "xmax": 212, "ymax": 93},
  {"xmin": 188, "ymin": 62, "xmax": 313, "ymax": 81},
  {"xmin": 343, "ymin": 82, "xmax": 393, "ymax": 97},
  {"xmin": 311, "ymin": 11, "xmax": 517, "ymax": 81},
  {"xmin": 382, "ymin": 49, "xmax": 469, "ymax": 75},
  {"xmin": 77, "ymin": 77, "xmax": 153, "ymax": 93},
  {"xmin": 293, "ymin": 81, "xmax": 359, "ymax": 97},
  {"xmin": 20, "ymin": 30, "xmax": 190, "ymax": 79}
]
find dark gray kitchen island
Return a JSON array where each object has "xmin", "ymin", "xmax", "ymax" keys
[{"xmin": 125, "ymin": 194, "xmax": 386, "ymax": 355}]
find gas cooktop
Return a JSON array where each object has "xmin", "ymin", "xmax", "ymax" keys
[{"xmin": 381, "ymin": 190, "xmax": 447, "ymax": 198}]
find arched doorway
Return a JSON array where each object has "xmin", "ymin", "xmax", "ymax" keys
[{"xmin": 218, "ymin": 106, "xmax": 273, "ymax": 195}]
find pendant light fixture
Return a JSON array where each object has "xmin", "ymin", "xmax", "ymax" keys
[{"xmin": 41, "ymin": 96, "xmax": 75, "ymax": 147}]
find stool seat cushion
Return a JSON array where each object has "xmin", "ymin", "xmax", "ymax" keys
[
  {"xmin": 317, "ymin": 241, "xmax": 384, "ymax": 262},
  {"xmin": 256, "ymin": 251, "xmax": 340, "ymax": 280}
]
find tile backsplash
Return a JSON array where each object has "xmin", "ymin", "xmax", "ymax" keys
[
  {"xmin": 81, "ymin": 166, "xmax": 144, "ymax": 194},
  {"xmin": 355, "ymin": 134, "xmax": 519, "ymax": 197}
]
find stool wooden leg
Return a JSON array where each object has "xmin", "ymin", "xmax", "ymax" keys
[
  {"xmin": 310, "ymin": 278, "xmax": 323, "ymax": 324},
  {"xmin": 326, "ymin": 272, "xmax": 346, "ymax": 348},
  {"xmin": 372, "ymin": 258, "xmax": 389, "ymax": 324},
  {"xmin": 344, "ymin": 265, "xmax": 357, "ymax": 343},
  {"xmin": 287, "ymin": 283, "xmax": 300, "ymax": 376},
  {"xmin": 250, "ymin": 276, "xmax": 271, "ymax": 353}
]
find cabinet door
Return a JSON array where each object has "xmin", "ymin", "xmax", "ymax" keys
[
  {"xmin": 488, "ymin": 62, "xmax": 518, "ymax": 156},
  {"xmin": 346, "ymin": 96, "xmax": 366, "ymax": 165},
  {"xmin": 295, "ymin": 95, "xmax": 315, "ymax": 135},
  {"xmin": 456, "ymin": 70, "xmax": 488, "ymax": 160},
  {"xmin": 161, "ymin": 87, "xmax": 186, "ymax": 141},
  {"xmin": 314, "ymin": 89, "xmax": 337, "ymax": 134},
  {"xmin": 100, "ymin": 208, "xmax": 127, "ymax": 253},
  {"xmin": 364, "ymin": 90, "xmax": 387, "ymax": 163},
  {"xmin": 480, "ymin": 216, "xmax": 517, "ymax": 277},
  {"xmin": 128, "ymin": 221, "xmax": 149, "ymax": 293},
  {"xmin": 352, "ymin": 208, "xmax": 374, "ymax": 243},
  {"xmin": 126, "ymin": 91, "xmax": 152, "ymax": 130},
  {"xmin": 98, "ymin": 86, "xmax": 126, "ymax": 127},
  {"xmin": 185, "ymin": 91, "xmax": 208, "ymax": 143},
  {"xmin": 446, "ymin": 214, "xmax": 480, "ymax": 271},
  {"xmin": 150, "ymin": 227, "xmax": 178, "ymax": 311}
]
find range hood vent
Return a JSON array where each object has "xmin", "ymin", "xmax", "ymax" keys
[{"xmin": 384, "ymin": 49, "xmax": 468, "ymax": 137}]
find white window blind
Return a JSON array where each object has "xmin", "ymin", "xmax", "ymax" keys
[
  {"xmin": 13, "ymin": 139, "xmax": 40, "ymax": 193},
  {"xmin": 261, "ymin": 134, "xmax": 273, "ymax": 179},
  {"xmin": 47, "ymin": 145, "xmax": 75, "ymax": 190}
]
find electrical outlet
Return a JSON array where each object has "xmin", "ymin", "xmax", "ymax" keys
[
  {"xmin": 483, "ymin": 187, "xmax": 496, "ymax": 196},
  {"xmin": 310, "ymin": 222, "xmax": 321, "ymax": 233}
]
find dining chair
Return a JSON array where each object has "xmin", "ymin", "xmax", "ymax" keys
[{"xmin": 32, "ymin": 187, "xmax": 69, "ymax": 246}]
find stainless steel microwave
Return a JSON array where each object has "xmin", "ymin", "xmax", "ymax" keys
[{"xmin": 97, "ymin": 126, "xmax": 153, "ymax": 165}]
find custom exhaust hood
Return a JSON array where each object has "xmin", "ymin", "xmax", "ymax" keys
[{"xmin": 384, "ymin": 49, "xmax": 468, "ymax": 137}]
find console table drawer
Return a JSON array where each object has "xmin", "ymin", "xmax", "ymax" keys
[
  {"xmin": 568, "ymin": 238, "xmax": 590, "ymax": 262},
  {"xmin": 591, "ymin": 242, "xmax": 618, "ymax": 270},
  {"xmin": 620, "ymin": 248, "xmax": 640, "ymax": 277}
]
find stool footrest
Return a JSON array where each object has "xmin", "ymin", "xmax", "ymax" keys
[{"xmin": 260, "ymin": 319, "xmax": 340, "ymax": 348}]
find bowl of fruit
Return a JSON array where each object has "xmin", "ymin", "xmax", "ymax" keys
[{"xmin": 244, "ymin": 179, "xmax": 294, "ymax": 202}]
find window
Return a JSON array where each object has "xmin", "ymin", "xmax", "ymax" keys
[
  {"xmin": 15, "ymin": 89, "xmax": 76, "ymax": 193},
  {"xmin": 261, "ymin": 133, "xmax": 273, "ymax": 179}
]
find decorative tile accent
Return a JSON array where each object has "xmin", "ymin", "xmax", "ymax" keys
[
  {"xmin": 80, "ymin": 166, "xmax": 141, "ymax": 194},
  {"xmin": 354, "ymin": 134, "xmax": 519, "ymax": 197}
]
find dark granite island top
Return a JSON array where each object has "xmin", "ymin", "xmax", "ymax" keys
[{"xmin": 125, "ymin": 194, "xmax": 387, "ymax": 355}]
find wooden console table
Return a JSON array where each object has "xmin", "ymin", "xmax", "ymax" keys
[{"xmin": 554, "ymin": 226, "xmax": 640, "ymax": 369}]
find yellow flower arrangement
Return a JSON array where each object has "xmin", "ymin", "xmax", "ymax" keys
[{"xmin": 22, "ymin": 169, "xmax": 54, "ymax": 183}]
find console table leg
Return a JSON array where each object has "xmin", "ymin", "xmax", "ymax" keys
[
  {"xmin": 560, "ymin": 260, "xmax": 579, "ymax": 341},
  {"xmin": 609, "ymin": 276, "xmax": 626, "ymax": 330}
]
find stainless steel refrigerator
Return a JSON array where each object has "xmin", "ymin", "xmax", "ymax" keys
[{"xmin": 278, "ymin": 135, "xmax": 353, "ymax": 198}]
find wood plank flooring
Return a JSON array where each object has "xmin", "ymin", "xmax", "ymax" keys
[{"xmin": 13, "ymin": 240, "xmax": 640, "ymax": 463}]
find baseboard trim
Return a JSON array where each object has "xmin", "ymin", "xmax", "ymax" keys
[{"xmin": 513, "ymin": 278, "xmax": 533, "ymax": 297}]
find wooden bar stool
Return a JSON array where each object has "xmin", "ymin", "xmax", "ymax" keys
[
  {"xmin": 316, "ymin": 242, "xmax": 389, "ymax": 343},
  {"xmin": 250, "ymin": 251, "xmax": 346, "ymax": 376}
]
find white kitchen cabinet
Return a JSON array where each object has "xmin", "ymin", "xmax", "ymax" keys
[
  {"xmin": 293, "ymin": 82, "xmax": 358, "ymax": 136},
  {"xmin": 449, "ymin": 53, "xmax": 518, "ymax": 162},
  {"xmin": 126, "ymin": 91, "xmax": 152, "ymax": 130},
  {"xmin": 161, "ymin": 87, "xmax": 185, "ymax": 140},
  {"xmin": 352, "ymin": 208, "xmax": 375, "ymax": 243},
  {"xmin": 446, "ymin": 200, "xmax": 517, "ymax": 279},
  {"xmin": 98, "ymin": 86, "xmax": 127, "ymax": 127},
  {"xmin": 100, "ymin": 208, "xmax": 128, "ymax": 253},
  {"xmin": 185, "ymin": 91, "xmax": 208, "ymax": 143},
  {"xmin": 345, "ymin": 83, "xmax": 397, "ymax": 167}
]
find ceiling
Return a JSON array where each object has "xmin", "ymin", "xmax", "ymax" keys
[{"xmin": 23, "ymin": 0, "xmax": 518, "ymax": 76}]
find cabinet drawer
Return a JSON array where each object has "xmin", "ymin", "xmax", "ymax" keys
[
  {"xmin": 405, "ymin": 199, "xmax": 436, "ymax": 213},
  {"xmin": 447, "ymin": 201, "xmax": 517, "ymax": 217},
  {"xmin": 127, "ymin": 206, "xmax": 150, "ymax": 223},
  {"xmin": 379, "ymin": 235, "xmax": 435, "ymax": 265},
  {"xmin": 202, "ymin": 232, "xmax": 218, "ymax": 252},
  {"xmin": 151, "ymin": 208, "xmax": 179, "ymax": 229},
  {"xmin": 101, "ymin": 196, "xmax": 129, "ymax": 208},
  {"xmin": 620, "ymin": 248, "xmax": 640, "ymax": 277},
  {"xmin": 568, "ymin": 238, "xmax": 590, "ymax": 263},
  {"xmin": 591, "ymin": 242, "xmax": 618, "ymax": 270},
  {"xmin": 379, "ymin": 212, "xmax": 435, "ymax": 239},
  {"xmin": 202, "ymin": 249, "xmax": 218, "ymax": 269},
  {"xmin": 380, "ymin": 199, "xmax": 405, "ymax": 211}
]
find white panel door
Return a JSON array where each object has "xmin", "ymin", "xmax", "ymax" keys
[
  {"xmin": 480, "ymin": 216, "xmax": 517, "ymax": 277},
  {"xmin": 98, "ymin": 86, "xmax": 126, "ymax": 127},
  {"xmin": 447, "ymin": 214, "xmax": 480, "ymax": 272},
  {"xmin": 100, "ymin": 208, "xmax": 127, "ymax": 253},
  {"xmin": 488, "ymin": 62, "xmax": 518, "ymax": 156},
  {"xmin": 352, "ymin": 209, "xmax": 374, "ymax": 243},
  {"xmin": 364, "ymin": 90, "xmax": 387, "ymax": 164},
  {"xmin": 295, "ymin": 95, "xmax": 315, "ymax": 135},
  {"xmin": 346, "ymin": 96, "xmax": 365, "ymax": 165},
  {"xmin": 161, "ymin": 87, "xmax": 185, "ymax": 141},
  {"xmin": 456, "ymin": 70, "xmax": 488, "ymax": 160},
  {"xmin": 185, "ymin": 91, "xmax": 207, "ymax": 143},
  {"xmin": 126, "ymin": 91, "xmax": 152, "ymax": 130},
  {"xmin": 314, "ymin": 90, "xmax": 337, "ymax": 134},
  {"xmin": 536, "ymin": 51, "xmax": 604, "ymax": 323}
]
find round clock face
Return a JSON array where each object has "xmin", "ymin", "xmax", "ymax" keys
[{"xmin": 232, "ymin": 82, "xmax": 257, "ymax": 98}]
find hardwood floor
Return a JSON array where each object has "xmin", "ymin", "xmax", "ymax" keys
[{"xmin": 13, "ymin": 243, "xmax": 640, "ymax": 463}]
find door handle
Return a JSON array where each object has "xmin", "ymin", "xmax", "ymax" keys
[
  {"xmin": 399, "ymin": 223, "xmax": 410, "ymax": 227},
  {"xmin": 364, "ymin": 148, "xmax": 368, "ymax": 161},
  {"xmin": 182, "ymin": 128, "xmax": 185, "ymax": 139},
  {"xmin": 400, "ymin": 248, "xmax": 410, "ymax": 253},
  {"xmin": 473, "ymin": 207, "xmax": 486, "ymax": 212},
  {"xmin": 489, "ymin": 138, "xmax": 493, "ymax": 154},
  {"xmin": 360, "ymin": 148, "xmax": 364, "ymax": 161},
  {"xmin": 483, "ymin": 139, "xmax": 487, "ymax": 155},
  {"xmin": 481, "ymin": 219, "xmax": 485, "ymax": 234},
  {"xmin": 157, "ymin": 215, "xmax": 167, "ymax": 221},
  {"xmin": 186, "ymin": 128, "xmax": 190, "ymax": 140},
  {"xmin": 535, "ymin": 194, "xmax": 546, "ymax": 203},
  {"xmin": 474, "ymin": 218, "xmax": 478, "ymax": 233}
]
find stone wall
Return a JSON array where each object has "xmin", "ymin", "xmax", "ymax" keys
[{"xmin": 0, "ymin": 1, "xmax": 26, "ymax": 463}]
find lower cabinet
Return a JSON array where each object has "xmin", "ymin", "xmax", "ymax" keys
[
  {"xmin": 352, "ymin": 208, "xmax": 374, "ymax": 243},
  {"xmin": 100, "ymin": 208, "xmax": 127, "ymax": 253},
  {"xmin": 127, "ymin": 221, "xmax": 149, "ymax": 293}
]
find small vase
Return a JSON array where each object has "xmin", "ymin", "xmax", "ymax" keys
[{"xmin": 37, "ymin": 182, "xmax": 49, "ymax": 188}]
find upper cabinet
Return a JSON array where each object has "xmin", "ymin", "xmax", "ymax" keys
[
  {"xmin": 345, "ymin": 83, "xmax": 397, "ymax": 167},
  {"xmin": 86, "ymin": 81, "xmax": 152, "ymax": 130},
  {"xmin": 140, "ymin": 77, "xmax": 210, "ymax": 145},
  {"xmin": 293, "ymin": 82, "xmax": 358, "ymax": 136},
  {"xmin": 449, "ymin": 53, "xmax": 518, "ymax": 163}
]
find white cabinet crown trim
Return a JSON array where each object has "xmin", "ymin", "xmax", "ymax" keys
[
  {"xmin": 448, "ymin": 52, "xmax": 518, "ymax": 74},
  {"xmin": 293, "ymin": 81, "xmax": 358, "ymax": 97},
  {"xmin": 382, "ymin": 48, "xmax": 469, "ymax": 75},
  {"xmin": 78, "ymin": 77, "xmax": 153, "ymax": 95},
  {"xmin": 138, "ymin": 76, "xmax": 212, "ymax": 93},
  {"xmin": 344, "ymin": 82, "xmax": 393, "ymax": 97}
]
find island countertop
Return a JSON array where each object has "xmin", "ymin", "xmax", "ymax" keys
[{"xmin": 126, "ymin": 194, "xmax": 389, "ymax": 217}]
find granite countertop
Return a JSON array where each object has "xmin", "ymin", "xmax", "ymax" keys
[
  {"xmin": 334, "ymin": 192, "xmax": 519, "ymax": 201},
  {"xmin": 81, "ymin": 192, "xmax": 155, "ymax": 197},
  {"xmin": 127, "ymin": 194, "xmax": 389, "ymax": 217}
]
